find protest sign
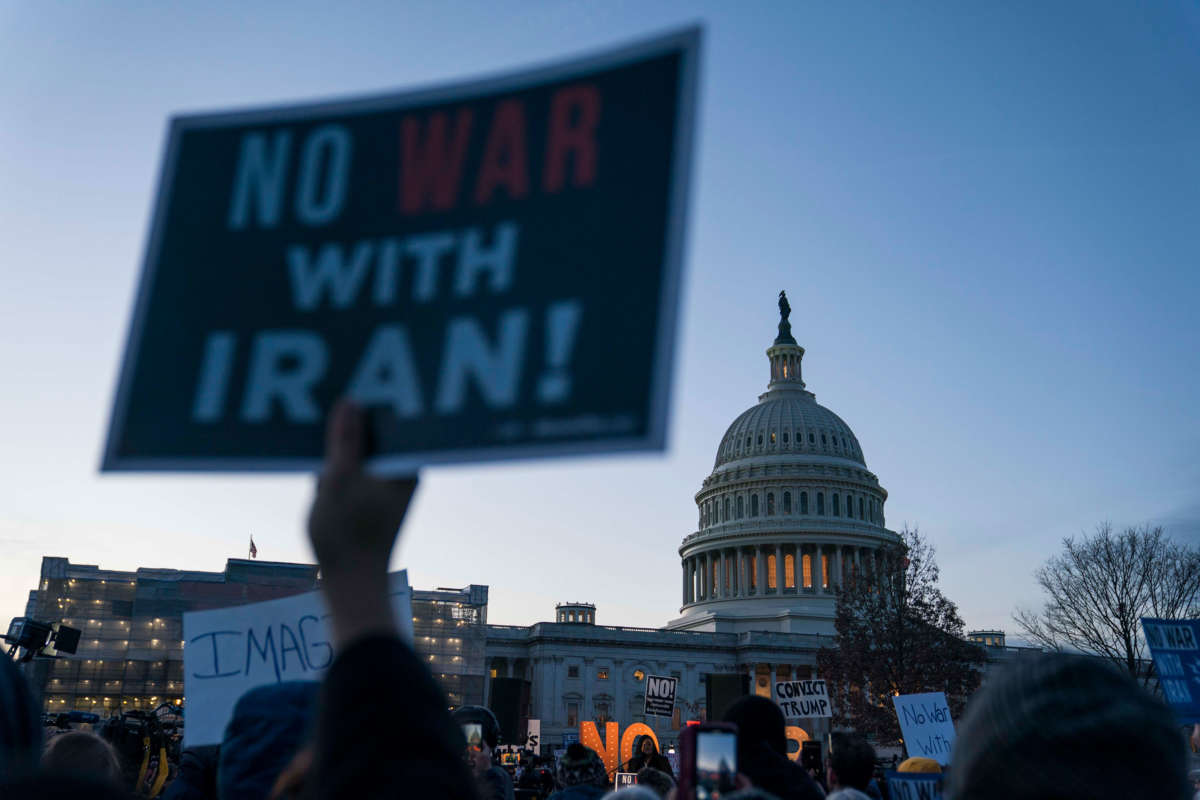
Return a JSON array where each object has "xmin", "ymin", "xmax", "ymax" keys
[
  {"xmin": 526, "ymin": 718, "xmax": 541, "ymax": 753},
  {"xmin": 892, "ymin": 693, "xmax": 955, "ymax": 765},
  {"xmin": 644, "ymin": 674, "xmax": 678, "ymax": 717},
  {"xmin": 615, "ymin": 773, "xmax": 638, "ymax": 788},
  {"xmin": 181, "ymin": 571, "xmax": 412, "ymax": 746},
  {"xmin": 1142, "ymin": 618, "xmax": 1200, "ymax": 723},
  {"xmin": 102, "ymin": 28, "xmax": 700, "ymax": 474},
  {"xmin": 774, "ymin": 679, "xmax": 831, "ymax": 718},
  {"xmin": 886, "ymin": 772, "xmax": 943, "ymax": 800}
]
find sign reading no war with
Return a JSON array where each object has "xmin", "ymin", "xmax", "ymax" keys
[
  {"xmin": 1142, "ymin": 618, "xmax": 1200, "ymax": 723},
  {"xmin": 892, "ymin": 692, "xmax": 955, "ymax": 766},
  {"xmin": 103, "ymin": 29, "xmax": 699, "ymax": 473},
  {"xmin": 181, "ymin": 571, "xmax": 413, "ymax": 746}
]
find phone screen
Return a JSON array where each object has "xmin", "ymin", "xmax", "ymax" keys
[
  {"xmin": 694, "ymin": 729, "xmax": 738, "ymax": 799},
  {"xmin": 462, "ymin": 723, "xmax": 484, "ymax": 750}
]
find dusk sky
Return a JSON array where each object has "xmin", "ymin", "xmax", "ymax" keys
[{"xmin": 2, "ymin": 1, "xmax": 1198, "ymax": 635}]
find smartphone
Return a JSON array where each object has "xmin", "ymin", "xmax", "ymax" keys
[
  {"xmin": 462, "ymin": 722, "xmax": 484, "ymax": 750},
  {"xmin": 801, "ymin": 740, "xmax": 823, "ymax": 774},
  {"xmin": 678, "ymin": 722, "xmax": 738, "ymax": 800}
]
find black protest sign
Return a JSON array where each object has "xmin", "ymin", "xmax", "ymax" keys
[
  {"xmin": 615, "ymin": 773, "xmax": 638, "ymax": 788},
  {"xmin": 773, "ymin": 679, "xmax": 831, "ymax": 719},
  {"xmin": 885, "ymin": 772, "xmax": 943, "ymax": 800},
  {"xmin": 643, "ymin": 674, "xmax": 678, "ymax": 717},
  {"xmin": 102, "ymin": 29, "xmax": 700, "ymax": 473}
]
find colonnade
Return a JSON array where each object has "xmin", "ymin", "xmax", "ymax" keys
[{"xmin": 682, "ymin": 543, "xmax": 885, "ymax": 605}]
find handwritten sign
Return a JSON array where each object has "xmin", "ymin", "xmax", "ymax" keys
[
  {"xmin": 1142, "ymin": 618, "xmax": 1200, "ymax": 724},
  {"xmin": 886, "ymin": 772, "xmax": 943, "ymax": 800},
  {"xmin": 644, "ymin": 674, "xmax": 678, "ymax": 717},
  {"xmin": 774, "ymin": 679, "xmax": 831, "ymax": 718},
  {"xmin": 102, "ymin": 28, "xmax": 700, "ymax": 474},
  {"xmin": 892, "ymin": 693, "xmax": 954, "ymax": 765},
  {"xmin": 182, "ymin": 571, "xmax": 412, "ymax": 745}
]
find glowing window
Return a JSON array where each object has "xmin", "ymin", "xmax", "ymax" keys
[
  {"xmin": 822, "ymin": 555, "xmax": 831, "ymax": 589},
  {"xmin": 634, "ymin": 669, "xmax": 645, "ymax": 681},
  {"xmin": 750, "ymin": 557, "xmax": 758, "ymax": 587},
  {"xmin": 767, "ymin": 555, "xmax": 777, "ymax": 589},
  {"xmin": 785, "ymin": 554, "xmax": 795, "ymax": 588},
  {"xmin": 598, "ymin": 669, "xmax": 609, "ymax": 680},
  {"xmin": 802, "ymin": 554, "xmax": 813, "ymax": 588},
  {"xmin": 770, "ymin": 431, "xmax": 776, "ymax": 444}
]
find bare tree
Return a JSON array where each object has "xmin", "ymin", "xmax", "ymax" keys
[
  {"xmin": 1014, "ymin": 523, "xmax": 1200, "ymax": 682},
  {"xmin": 818, "ymin": 527, "xmax": 985, "ymax": 743}
]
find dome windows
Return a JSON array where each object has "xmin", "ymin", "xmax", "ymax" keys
[
  {"xmin": 750, "ymin": 495, "xmax": 759, "ymax": 517},
  {"xmin": 736, "ymin": 496, "xmax": 744, "ymax": 519},
  {"xmin": 782, "ymin": 432, "xmax": 789, "ymax": 444},
  {"xmin": 832, "ymin": 494, "xmax": 840, "ymax": 517},
  {"xmin": 766, "ymin": 493, "xmax": 775, "ymax": 516},
  {"xmin": 800, "ymin": 492, "xmax": 808, "ymax": 514},
  {"xmin": 769, "ymin": 431, "xmax": 776, "ymax": 444},
  {"xmin": 817, "ymin": 492, "xmax": 825, "ymax": 515},
  {"xmin": 782, "ymin": 491, "xmax": 791, "ymax": 514},
  {"xmin": 821, "ymin": 433, "xmax": 827, "ymax": 447},
  {"xmin": 808, "ymin": 432, "xmax": 815, "ymax": 445},
  {"xmin": 757, "ymin": 434, "xmax": 763, "ymax": 446}
]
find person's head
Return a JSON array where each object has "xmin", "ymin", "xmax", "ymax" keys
[
  {"xmin": 898, "ymin": 757, "xmax": 941, "ymax": 774},
  {"xmin": 946, "ymin": 654, "xmax": 1188, "ymax": 800},
  {"xmin": 827, "ymin": 733, "xmax": 874, "ymax": 791},
  {"xmin": 640, "ymin": 736, "xmax": 656, "ymax": 755},
  {"xmin": 557, "ymin": 742, "xmax": 608, "ymax": 788},
  {"xmin": 601, "ymin": 787, "xmax": 660, "ymax": 800},
  {"xmin": 635, "ymin": 766, "xmax": 675, "ymax": 797},
  {"xmin": 218, "ymin": 681, "xmax": 320, "ymax": 800},
  {"xmin": 451, "ymin": 705, "xmax": 501, "ymax": 774},
  {"xmin": 722, "ymin": 695, "xmax": 787, "ymax": 761},
  {"xmin": 41, "ymin": 731, "xmax": 123, "ymax": 789},
  {"xmin": 0, "ymin": 655, "xmax": 41, "ymax": 780}
]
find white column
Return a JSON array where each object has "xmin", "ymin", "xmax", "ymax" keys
[{"xmin": 775, "ymin": 544, "xmax": 784, "ymax": 593}]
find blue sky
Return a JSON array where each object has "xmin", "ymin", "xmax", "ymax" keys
[{"xmin": 2, "ymin": 1, "xmax": 1198, "ymax": 633}]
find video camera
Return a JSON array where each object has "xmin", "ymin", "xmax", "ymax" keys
[
  {"xmin": 99, "ymin": 704, "xmax": 183, "ymax": 795},
  {"xmin": 3, "ymin": 617, "xmax": 81, "ymax": 662}
]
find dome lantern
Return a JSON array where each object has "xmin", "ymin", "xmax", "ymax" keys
[{"xmin": 768, "ymin": 290, "xmax": 806, "ymax": 390}]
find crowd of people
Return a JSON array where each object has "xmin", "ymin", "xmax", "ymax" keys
[{"xmin": 1, "ymin": 402, "xmax": 1195, "ymax": 799}]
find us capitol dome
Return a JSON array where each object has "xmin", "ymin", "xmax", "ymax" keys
[{"xmin": 668, "ymin": 292, "xmax": 901, "ymax": 634}]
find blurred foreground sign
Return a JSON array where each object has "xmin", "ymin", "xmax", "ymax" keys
[
  {"xmin": 885, "ymin": 772, "xmax": 943, "ymax": 800},
  {"xmin": 1142, "ymin": 618, "xmax": 1200, "ymax": 723},
  {"xmin": 892, "ymin": 692, "xmax": 955, "ymax": 766},
  {"xmin": 181, "ymin": 571, "xmax": 412, "ymax": 746},
  {"xmin": 103, "ymin": 28, "xmax": 699, "ymax": 473}
]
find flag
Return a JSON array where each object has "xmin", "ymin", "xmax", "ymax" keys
[{"xmin": 249, "ymin": 535, "xmax": 257, "ymax": 559}]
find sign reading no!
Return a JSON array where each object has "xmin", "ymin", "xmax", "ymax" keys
[{"xmin": 103, "ymin": 28, "xmax": 700, "ymax": 474}]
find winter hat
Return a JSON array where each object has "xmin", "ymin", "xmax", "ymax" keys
[
  {"xmin": 0, "ymin": 654, "xmax": 41, "ymax": 780},
  {"xmin": 898, "ymin": 757, "xmax": 941, "ymax": 773},
  {"xmin": 557, "ymin": 742, "xmax": 609, "ymax": 788},
  {"xmin": 945, "ymin": 654, "xmax": 1188, "ymax": 800},
  {"xmin": 217, "ymin": 681, "xmax": 320, "ymax": 800}
]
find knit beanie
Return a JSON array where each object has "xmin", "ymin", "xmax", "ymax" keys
[
  {"xmin": 217, "ymin": 681, "xmax": 320, "ymax": 800},
  {"xmin": 898, "ymin": 757, "xmax": 942, "ymax": 773},
  {"xmin": 945, "ymin": 654, "xmax": 1188, "ymax": 800},
  {"xmin": 557, "ymin": 742, "xmax": 609, "ymax": 788}
]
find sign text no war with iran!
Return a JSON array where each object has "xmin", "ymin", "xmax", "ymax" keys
[{"xmin": 103, "ymin": 29, "xmax": 699, "ymax": 473}]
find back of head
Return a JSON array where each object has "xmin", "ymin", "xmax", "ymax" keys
[
  {"xmin": 722, "ymin": 695, "xmax": 787, "ymax": 759},
  {"xmin": 218, "ymin": 680, "xmax": 319, "ymax": 800},
  {"xmin": 898, "ymin": 757, "xmax": 941, "ymax": 774},
  {"xmin": 946, "ymin": 654, "xmax": 1188, "ymax": 800},
  {"xmin": 41, "ymin": 730, "xmax": 123, "ymax": 789},
  {"xmin": 0, "ymin": 654, "xmax": 41, "ymax": 779},
  {"xmin": 636, "ymin": 766, "xmax": 675, "ymax": 797},
  {"xmin": 451, "ymin": 704, "xmax": 501, "ymax": 749},
  {"xmin": 601, "ymin": 787, "xmax": 660, "ymax": 800},
  {"xmin": 829, "ymin": 733, "xmax": 875, "ymax": 791},
  {"xmin": 557, "ymin": 742, "xmax": 608, "ymax": 788}
]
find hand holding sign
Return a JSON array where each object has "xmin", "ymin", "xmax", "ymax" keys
[{"xmin": 309, "ymin": 399, "xmax": 417, "ymax": 648}]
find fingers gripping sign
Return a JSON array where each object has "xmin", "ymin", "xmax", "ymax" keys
[{"xmin": 308, "ymin": 399, "xmax": 419, "ymax": 648}]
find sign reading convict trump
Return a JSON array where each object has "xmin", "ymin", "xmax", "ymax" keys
[{"xmin": 103, "ymin": 28, "xmax": 700, "ymax": 473}]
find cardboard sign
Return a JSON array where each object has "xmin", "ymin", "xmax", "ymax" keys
[
  {"xmin": 526, "ymin": 718, "xmax": 541, "ymax": 752},
  {"xmin": 1142, "ymin": 618, "xmax": 1200, "ymax": 723},
  {"xmin": 886, "ymin": 772, "xmax": 943, "ymax": 800},
  {"xmin": 615, "ymin": 773, "xmax": 638, "ymax": 788},
  {"xmin": 892, "ymin": 693, "xmax": 955, "ymax": 765},
  {"xmin": 644, "ymin": 674, "xmax": 678, "ymax": 717},
  {"xmin": 774, "ymin": 679, "xmax": 831, "ymax": 718},
  {"xmin": 102, "ymin": 28, "xmax": 700, "ymax": 474},
  {"xmin": 181, "ymin": 571, "xmax": 412, "ymax": 746}
]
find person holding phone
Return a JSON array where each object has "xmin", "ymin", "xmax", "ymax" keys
[
  {"xmin": 721, "ymin": 696, "xmax": 823, "ymax": 800},
  {"xmin": 452, "ymin": 706, "xmax": 515, "ymax": 800}
]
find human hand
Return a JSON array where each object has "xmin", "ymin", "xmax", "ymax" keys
[{"xmin": 307, "ymin": 399, "xmax": 418, "ymax": 647}]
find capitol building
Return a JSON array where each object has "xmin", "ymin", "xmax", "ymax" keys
[{"xmin": 483, "ymin": 294, "xmax": 903, "ymax": 752}]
